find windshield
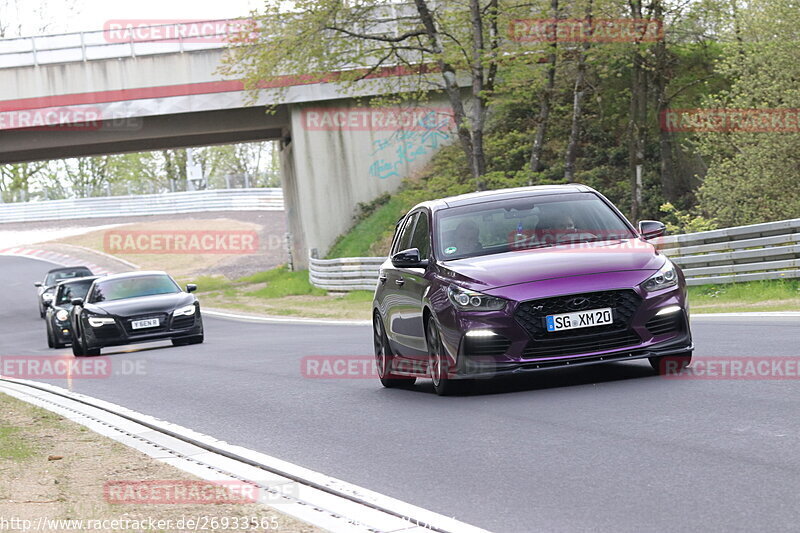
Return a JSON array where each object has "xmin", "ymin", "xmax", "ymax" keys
[
  {"xmin": 45, "ymin": 268, "xmax": 92, "ymax": 285},
  {"xmin": 90, "ymin": 275, "xmax": 180, "ymax": 303},
  {"xmin": 55, "ymin": 279, "xmax": 94, "ymax": 306},
  {"xmin": 435, "ymin": 192, "xmax": 635, "ymax": 260}
]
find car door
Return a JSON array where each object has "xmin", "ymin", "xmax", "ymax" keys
[
  {"xmin": 387, "ymin": 209, "xmax": 432, "ymax": 358},
  {"xmin": 382, "ymin": 211, "xmax": 419, "ymax": 355}
]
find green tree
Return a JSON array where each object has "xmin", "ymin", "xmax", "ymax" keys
[{"xmin": 695, "ymin": 0, "xmax": 800, "ymax": 225}]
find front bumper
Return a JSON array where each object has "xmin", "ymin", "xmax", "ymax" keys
[
  {"xmin": 439, "ymin": 284, "xmax": 692, "ymax": 379},
  {"xmin": 83, "ymin": 313, "xmax": 203, "ymax": 348},
  {"xmin": 456, "ymin": 331, "xmax": 693, "ymax": 379},
  {"xmin": 53, "ymin": 321, "xmax": 73, "ymax": 344}
]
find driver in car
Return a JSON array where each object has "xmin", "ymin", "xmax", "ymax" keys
[{"xmin": 453, "ymin": 220, "xmax": 483, "ymax": 255}]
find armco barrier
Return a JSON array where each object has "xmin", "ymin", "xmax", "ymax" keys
[
  {"xmin": 0, "ymin": 188, "xmax": 283, "ymax": 223},
  {"xmin": 655, "ymin": 218, "xmax": 800, "ymax": 285},
  {"xmin": 310, "ymin": 218, "xmax": 800, "ymax": 291},
  {"xmin": 308, "ymin": 256, "xmax": 385, "ymax": 292}
]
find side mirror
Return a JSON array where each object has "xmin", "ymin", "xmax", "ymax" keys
[
  {"xmin": 71, "ymin": 298, "xmax": 84, "ymax": 306},
  {"xmin": 34, "ymin": 282, "xmax": 43, "ymax": 287},
  {"xmin": 186, "ymin": 284, "xmax": 197, "ymax": 293},
  {"xmin": 638, "ymin": 220, "xmax": 667, "ymax": 240},
  {"xmin": 391, "ymin": 248, "xmax": 429, "ymax": 269}
]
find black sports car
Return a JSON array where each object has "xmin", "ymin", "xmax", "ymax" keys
[
  {"xmin": 45, "ymin": 275, "xmax": 100, "ymax": 348},
  {"xmin": 34, "ymin": 266, "xmax": 93, "ymax": 318},
  {"xmin": 70, "ymin": 271, "xmax": 204, "ymax": 356}
]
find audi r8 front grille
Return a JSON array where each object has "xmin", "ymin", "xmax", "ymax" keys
[
  {"xmin": 122, "ymin": 313, "xmax": 169, "ymax": 335},
  {"xmin": 171, "ymin": 314, "xmax": 196, "ymax": 330}
]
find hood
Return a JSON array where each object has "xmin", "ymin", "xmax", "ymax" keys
[
  {"xmin": 88, "ymin": 292, "xmax": 193, "ymax": 317},
  {"xmin": 439, "ymin": 239, "xmax": 665, "ymax": 290}
]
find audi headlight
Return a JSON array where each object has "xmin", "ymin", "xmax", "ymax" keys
[
  {"xmin": 42, "ymin": 291, "xmax": 54, "ymax": 302},
  {"xmin": 55, "ymin": 309, "xmax": 69, "ymax": 322},
  {"xmin": 174, "ymin": 304, "xmax": 197, "ymax": 317},
  {"xmin": 447, "ymin": 285, "xmax": 507, "ymax": 311},
  {"xmin": 642, "ymin": 260, "xmax": 679, "ymax": 292},
  {"xmin": 88, "ymin": 316, "xmax": 115, "ymax": 327}
]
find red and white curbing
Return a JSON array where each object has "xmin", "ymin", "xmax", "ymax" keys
[{"xmin": 0, "ymin": 246, "xmax": 113, "ymax": 275}]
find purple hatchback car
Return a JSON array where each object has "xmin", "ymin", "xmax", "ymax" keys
[{"xmin": 372, "ymin": 185, "xmax": 693, "ymax": 395}]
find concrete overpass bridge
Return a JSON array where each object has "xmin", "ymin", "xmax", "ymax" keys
[{"xmin": 0, "ymin": 20, "xmax": 457, "ymax": 266}]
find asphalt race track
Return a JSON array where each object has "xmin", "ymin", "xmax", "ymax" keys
[{"xmin": 3, "ymin": 254, "xmax": 799, "ymax": 532}]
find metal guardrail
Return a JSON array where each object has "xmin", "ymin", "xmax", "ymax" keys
[
  {"xmin": 655, "ymin": 218, "xmax": 800, "ymax": 285},
  {"xmin": 310, "ymin": 218, "xmax": 800, "ymax": 291},
  {"xmin": 0, "ymin": 188, "xmax": 284, "ymax": 223},
  {"xmin": 309, "ymin": 256, "xmax": 385, "ymax": 292}
]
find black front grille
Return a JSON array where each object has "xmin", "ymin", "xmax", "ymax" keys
[
  {"xmin": 515, "ymin": 289, "xmax": 642, "ymax": 359},
  {"xmin": 122, "ymin": 313, "xmax": 169, "ymax": 335},
  {"xmin": 462, "ymin": 335, "xmax": 512, "ymax": 357},
  {"xmin": 171, "ymin": 314, "xmax": 196, "ymax": 330},
  {"xmin": 522, "ymin": 330, "xmax": 641, "ymax": 358},
  {"xmin": 646, "ymin": 312, "xmax": 683, "ymax": 336}
]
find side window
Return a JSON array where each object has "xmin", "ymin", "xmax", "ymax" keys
[
  {"xmin": 409, "ymin": 211, "xmax": 431, "ymax": 259},
  {"xmin": 393, "ymin": 213, "xmax": 418, "ymax": 254}
]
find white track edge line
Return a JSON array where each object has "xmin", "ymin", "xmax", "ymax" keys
[{"xmin": 0, "ymin": 378, "xmax": 491, "ymax": 533}]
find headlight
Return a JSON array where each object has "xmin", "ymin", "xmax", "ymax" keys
[
  {"xmin": 174, "ymin": 304, "xmax": 197, "ymax": 317},
  {"xmin": 42, "ymin": 292, "xmax": 54, "ymax": 301},
  {"xmin": 447, "ymin": 285, "xmax": 507, "ymax": 311},
  {"xmin": 642, "ymin": 260, "xmax": 679, "ymax": 292},
  {"xmin": 88, "ymin": 316, "xmax": 115, "ymax": 327},
  {"xmin": 55, "ymin": 309, "xmax": 69, "ymax": 322}
]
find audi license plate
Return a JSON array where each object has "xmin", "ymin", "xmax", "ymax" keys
[
  {"xmin": 131, "ymin": 318, "xmax": 159, "ymax": 330},
  {"xmin": 546, "ymin": 307, "xmax": 612, "ymax": 332}
]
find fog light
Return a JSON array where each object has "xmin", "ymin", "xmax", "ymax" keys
[
  {"xmin": 656, "ymin": 305, "xmax": 682, "ymax": 316},
  {"xmin": 465, "ymin": 330, "xmax": 497, "ymax": 337}
]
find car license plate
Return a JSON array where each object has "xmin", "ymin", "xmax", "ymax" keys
[
  {"xmin": 546, "ymin": 307, "xmax": 613, "ymax": 332},
  {"xmin": 131, "ymin": 318, "xmax": 159, "ymax": 330}
]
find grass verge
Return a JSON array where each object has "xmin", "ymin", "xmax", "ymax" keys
[
  {"xmin": 688, "ymin": 279, "xmax": 800, "ymax": 313},
  {"xmin": 0, "ymin": 393, "xmax": 319, "ymax": 532},
  {"xmin": 180, "ymin": 266, "xmax": 373, "ymax": 320}
]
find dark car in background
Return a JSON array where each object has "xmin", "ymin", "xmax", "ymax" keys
[
  {"xmin": 34, "ymin": 266, "xmax": 93, "ymax": 318},
  {"xmin": 372, "ymin": 185, "xmax": 693, "ymax": 395},
  {"xmin": 69, "ymin": 271, "xmax": 203, "ymax": 356},
  {"xmin": 44, "ymin": 276, "xmax": 100, "ymax": 348}
]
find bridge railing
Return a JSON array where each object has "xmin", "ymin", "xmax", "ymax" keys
[
  {"xmin": 0, "ymin": 19, "xmax": 237, "ymax": 68},
  {"xmin": 0, "ymin": 188, "xmax": 284, "ymax": 223},
  {"xmin": 309, "ymin": 218, "xmax": 800, "ymax": 292}
]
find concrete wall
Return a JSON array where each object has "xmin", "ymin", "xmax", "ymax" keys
[{"xmin": 286, "ymin": 97, "xmax": 455, "ymax": 266}]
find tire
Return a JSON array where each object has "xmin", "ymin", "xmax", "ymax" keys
[
  {"xmin": 71, "ymin": 327, "xmax": 85, "ymax": 357},
  {"xmin": 373, "ymin": 312, "xmax": 415, "ymax": 388},
  {"xmin": 46, "ymin": 320, "xmax": 55, "ymax": 348},
  {"xmin": 72, "ymin": 324, "xmax": 100, "ymax": 357},
  {"xmin": 172, "ymin": 334, "xmax": 204, "ymax": 346},
  {"xmin": 426, "ymin": 318, "xmax": 470, "ymax": 396},
  {"xmin": 649, "ymin": 351, "xmax": 692, "ymax": 375}
]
